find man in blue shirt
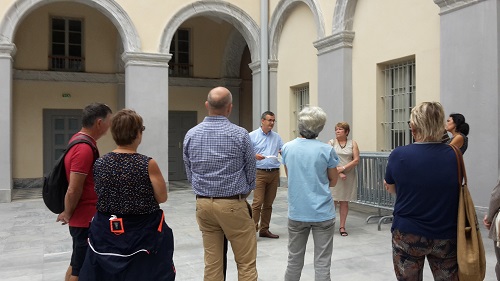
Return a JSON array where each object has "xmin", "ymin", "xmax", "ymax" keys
[
  {"xmin": 249, "ymin": 111, "xmax": 283, "ymax": 239},
  {"xmin": 183, "ymin": 86, "xmax": 258, "ymax": 281}
]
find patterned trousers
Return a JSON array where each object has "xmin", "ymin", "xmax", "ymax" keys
[{"xmin": 392, "ymin": 229, "xmax": 458, "ymax": 281}]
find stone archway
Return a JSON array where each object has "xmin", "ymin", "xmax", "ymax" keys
[
  {"xmin": 0, "ymin": 0, "xmax": 140, "ymax": 52},
  {"xmin": 158, "ymin": 1, "xmax": 260, "ymax": 62},
  {"xmin": 159, "ymin": 0, "xmax": 261, "ymax": 128},
  {"xmin": 0, "ymin": 0, "xmax": 141, "ymax": 202},
  {"xmin": 221, "ymin": 29, "xmax": 248, "ymax": 78},
  {"xmin": 332, "ymin": 0, "xmax": 358, "ymax": 33},
  {"xmin": 269, "ymin": 0, "xmax": 325, "ymax": 60}
]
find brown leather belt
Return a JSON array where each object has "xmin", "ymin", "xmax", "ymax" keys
[
  {"xmin": 257, "ymin": 168, "xmax": 280, "ymax": 172},
  {"xmin": 196, "ymin": 194, "xmax": 247, "ymax": 200}
]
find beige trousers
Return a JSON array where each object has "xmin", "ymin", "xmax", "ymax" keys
[{"xmin": 196, "ymin": 198, "xmax": 258, "ymax": 281}]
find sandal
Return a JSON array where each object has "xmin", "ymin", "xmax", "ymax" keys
[{"xmin": 339, "ymin": 227, "xmax": 348, "ymax": 236}]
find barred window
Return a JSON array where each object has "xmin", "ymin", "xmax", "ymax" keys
[
  {"xmin": 169, "ymin": 29, "xmax": 192, "ymax": 77},
  {"xmin": 381, "ymin": 61, "xmax": 416, "ymax": 151},
  {"xmin": 292, "ymin": 85, "xmax": 309, "ymax": 137},
  {"xmin": 50, "ymin": 17, "xmax": 84, "ymax": 72}
]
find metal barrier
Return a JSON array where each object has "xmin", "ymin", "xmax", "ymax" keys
[{"xmin": 355, "ymin": 152, "xmax": 395, "ymax": 230}]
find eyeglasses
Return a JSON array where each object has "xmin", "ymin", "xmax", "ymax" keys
[{"xmin": 141, "ymin": 126, "xmax": 146, "ymax": 132}]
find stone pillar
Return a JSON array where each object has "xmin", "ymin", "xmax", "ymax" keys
[
  {"xmin": 249, "ymin": 61, "xmax": 261, "ymax": 128},
  {"xmin": 222, "ymin": 78, "xmax": 243, "ymax": 125},
  {"xmin": 0, "ymin": 43, "xmax": 15, "ymax": 203},
  {"xmin": 122, "ymin": 52, "xmax": 171, "ymax": 181},
  {"xmin": 313, "ymin": 31, "xmax": 355, "ymax": 142},
  {"xmin": 268, "ymin": 59, "xmax": 279, "ymax": 117},
  {"xmin": 436, "ymin": 0, "xmax": 499, "ymax": 207}
]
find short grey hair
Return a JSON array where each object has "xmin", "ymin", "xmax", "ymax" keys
[{"xmin": 298, "ymin": 106, "xmax": 327, "ymax": 139}]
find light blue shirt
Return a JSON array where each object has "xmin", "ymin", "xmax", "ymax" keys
[
  {"xmin": 249, "ymin": 128, "xmax": 283, "ymax": 169},
  {"xmin": 281, "ymin": 138, "xmax": 339, "ymax": 222}
]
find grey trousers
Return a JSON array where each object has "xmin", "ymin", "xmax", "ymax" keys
[
  {"xmin": 284, "ymin": 218, "xmax": 335, "ymax": 281},
  {"xmin": 494, "ymin": 241, "xmax": 500, "ymax": 281}
]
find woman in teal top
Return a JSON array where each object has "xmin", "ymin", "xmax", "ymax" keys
[{"xmin": 281, "ymin": 106, "xmax": 339, "ymax": 281}]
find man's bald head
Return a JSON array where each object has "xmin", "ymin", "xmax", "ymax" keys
[{"xmin": 206, "ymin": 87, "xmax": 233, "ymax": 116}]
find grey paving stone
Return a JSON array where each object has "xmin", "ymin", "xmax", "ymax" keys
[{"xmin": 0, "ymin": 183, "xmax": 497, "ymax": 281}]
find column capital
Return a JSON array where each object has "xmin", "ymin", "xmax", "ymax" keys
[
  {"xmin": 121, "ymin": 52, "xmax": 171, "ymax": 68},
  {"xmin": 0, "ymin": 43, "xmax": 16, "ymax": 59},
  {"xmin": 249, "ymin": 61, "xmax": 261, "ymax": 74},
  {"xmin": 313, "ymin": 31, "xmax": 355, "ymax": 56},
  {"xmin": 268, "ymin": 60, "xmax": 279, "ymax": 72},
  {"xmin": 434, "ymin": 0, "xmax": 485, "ymax": 15}
]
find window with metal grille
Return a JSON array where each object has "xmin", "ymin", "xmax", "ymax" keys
[
  {"xmin": 292, "ymin": 85, "xmax": 309, "ymax": 137},
  {"xmin": 169, "ymin": 29, "xmax": 192, "ymax": 77},
  {"xmin": 381, "ymin": 60, "xmax": 416, "ymax": 151},
  {"xmin": 50, "ymin": 18, "xmax": 84, "ymax": 72}
]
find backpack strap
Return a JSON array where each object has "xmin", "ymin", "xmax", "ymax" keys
[{"xmin": 67, "ymin": 134, "xmax": 99, "ymax": 161}]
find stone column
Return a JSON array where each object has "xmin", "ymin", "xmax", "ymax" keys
[
  {"xmin": 122, "ymin": 52, "xmax": 171, "ymax": 181},
  {"xmin": 249, "ymin": 61, "xmax": 261, "ymax": 128},
  {"xmin": 313, "ymin": 31, "xmax": 355, "ymax": 142},
  {"xmin": 268, "ymin": 59, "xmax": 279, "ymax": 117},
  {"xmin": 436, "ymin": 0, "xmax": 499, "ymax": 207},
  {"xmin": 222, "ymin": 78, "xmax": 243, "ymax": 125},
  {"xmin": 0, "ymin": 43, "xmax": 15, "ymax": 203}
]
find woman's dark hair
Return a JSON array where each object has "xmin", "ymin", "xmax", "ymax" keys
[{"xmin": 450, "ymin": 113, "xmax": 470, "ymax": 136}]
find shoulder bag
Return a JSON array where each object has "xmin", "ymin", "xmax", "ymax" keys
[{"xmin": 452, "ymin": 144, "xmax": 486, "ymax": 281}]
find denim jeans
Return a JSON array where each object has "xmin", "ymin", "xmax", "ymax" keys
[{"xmin": 284, "ymin": 218, "xmax": 335, "ymax": 281}]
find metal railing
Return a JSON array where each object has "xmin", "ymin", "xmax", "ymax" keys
[
  {"xmin": 355, "ymin": 152, "xmax": 394, "ymax": 230},
  {"xmin": 169, "ymin": 63, "xmax": 192, "ymax": 77},
  {"xmin": 49, "ymin": 56, "xmax": 84, "ymax": 72}
]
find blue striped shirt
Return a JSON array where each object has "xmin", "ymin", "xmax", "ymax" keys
[
  {"xmin": 183, "ymin": 116, "xmax": 256, "ymax": 197},
  {"xmin": 249, "ymin": 128, "xmax": 283, "ymax": 169}
]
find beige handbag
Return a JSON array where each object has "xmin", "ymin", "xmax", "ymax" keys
[{"xmin": 452, "ymin": 145, "xmax": 486, "ymax": 281}]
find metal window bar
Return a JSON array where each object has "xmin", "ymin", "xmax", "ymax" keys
[
  {"xmin": 382, "ymin": 61, "xmax": 416, "ymax": 151},
  {"xmin": 355, "ymin": 152, "xmax": 394, "ymax": 230},
  {"xmin": 293, "ymin": 86, "xmax": 309, "ymax": 137}
]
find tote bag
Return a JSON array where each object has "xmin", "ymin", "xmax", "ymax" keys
[{"xmin": 452, "ymin": 145, "xmax": 486, "ymax": 281}]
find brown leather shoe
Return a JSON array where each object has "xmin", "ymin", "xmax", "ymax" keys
[{"xmin": 259, "ymin": 230, "xmax": 279, "ymax": 239}]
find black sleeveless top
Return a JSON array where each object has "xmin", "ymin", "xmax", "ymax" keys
[
  {"xmin": 94, "ymin": 152, "xmax": 159, "ymax": 215},
  {"xmin": 447, "ymin": 133, "xmax": 468, "ymax": 154}
]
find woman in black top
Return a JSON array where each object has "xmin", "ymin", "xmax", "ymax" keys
[
  {"xmin": 79, "ymin": 109, "xmax": 175, "ymax": 281},
  {"xmin": 445, "ymin": 113, "xmax": 469, "ymax": 154}
]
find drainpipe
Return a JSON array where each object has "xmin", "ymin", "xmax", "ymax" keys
[{"xmin": 260, "ymin": 0, "xmax": 269, "ymax": 112}]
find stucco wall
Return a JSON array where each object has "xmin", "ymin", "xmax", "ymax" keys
[
  {"xmin": 276, "ymin": 3, "xmax": 318, "ymax": 142},
  {"xmin": 13, "ymin": 2, "xmax": 118, "ymax": 73},
  {"xmin": 351, "ymin": 0, "xmax": 440, "ymax": 151},
  {"xmin": 12, "ymin": 80, "xmax": 117, "ymax": 178}
]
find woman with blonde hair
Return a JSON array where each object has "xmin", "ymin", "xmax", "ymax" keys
[
  {"xmin": 384, "ymin": 102, "xmax": 459, "ymax": 280},
  {"xmin": 328, "ymin": 122, "xmax": 359, "ymax": 237}
]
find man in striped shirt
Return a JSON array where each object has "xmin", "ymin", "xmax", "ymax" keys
[{"xmin": 183, "ymin": 86, "xmax": 257, "ymax": 281}]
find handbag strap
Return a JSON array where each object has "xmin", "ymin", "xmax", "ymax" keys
[{"xmin": 450, "ymin": 144, "xmax": 467, "ymax": 187}]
